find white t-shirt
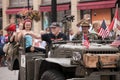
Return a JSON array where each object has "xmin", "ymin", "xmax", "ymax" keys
[
  {"xmin": 33, "ymin": 39, "xmax": 47, "ymax": 49},
  {"xmin": 69, "ymin": 34, "xmax": 75, "ymax": 41}
]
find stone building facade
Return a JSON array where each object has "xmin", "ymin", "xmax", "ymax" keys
[{"xmin": 2, "ymin": 0, "xmax": 120, "ymax": 34}]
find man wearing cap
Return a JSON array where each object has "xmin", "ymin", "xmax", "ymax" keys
[
  {"xmin": 42, "ymin": 22, "xmax": 68, "ymax": 45},
  {"xmin": 73, "ymin": 20, "xmax": 98, "ymax": 41}
]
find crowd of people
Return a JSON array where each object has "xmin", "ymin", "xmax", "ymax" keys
[{"xmin": 0, "ymin": 15, "xmax": 120, "ymax": 67}]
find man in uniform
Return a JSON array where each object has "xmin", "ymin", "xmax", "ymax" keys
[{"xmin": 73, "ymin": 20, "xmax": 98, "ymax": 42}]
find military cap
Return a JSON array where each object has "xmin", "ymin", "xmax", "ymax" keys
[
  {"xmin": 77, "ymin": 19, "xmax": 90, "ymax": 27},
  {"xmin": 80, "ymin": 21, "xmax": 90, "ymax": 27},
  {"xmin": 50, "ymin": 22, "xmax": 61, "ymax": 28}
]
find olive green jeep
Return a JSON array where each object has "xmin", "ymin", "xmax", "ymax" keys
[{"xmin": 7, "ymin": 38, "xmax": 120, "ymax": 80}]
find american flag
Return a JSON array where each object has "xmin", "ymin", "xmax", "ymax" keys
[
  {"xmin": 98, "ymin": 20, "xmax": 109, "ymax": 39},
  {"xmin": 82, "ymin": 34, "xmax": 90, "ymax": 48}
]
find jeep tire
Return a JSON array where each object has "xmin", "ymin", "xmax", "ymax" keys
[{"xmin": 40, "ymin": 70, "xmax": 65, "ymax": 80}]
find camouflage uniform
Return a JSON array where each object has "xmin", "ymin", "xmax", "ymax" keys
[
  {"xmin": 74, "ymin": 20, "xmax": 98, "ymax": 41},
  {"xmin": 73, "ymin": 32, "xmax": 98, "ymax": 41}
]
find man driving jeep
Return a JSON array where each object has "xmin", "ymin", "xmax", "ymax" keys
[{"xmin": 42, "ymin": 22, "xmax": 68, "ymax": 45}]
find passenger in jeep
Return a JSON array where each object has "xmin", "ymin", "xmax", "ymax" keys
[{"xmin": 17, "ymin": 19, "xmax": 46, "ymax": 53}]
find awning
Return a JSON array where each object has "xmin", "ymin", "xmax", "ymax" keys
[
  {"xmin": 40, "ymin": 4, "xmax": 70, "ymax": 12},
  {"xmin": 77, "ymin": 0, "xmax": 117, "ymax": 10},
  {"xmin": 6, "ymin": 8, "xmax": 28, "ymax": 14}
]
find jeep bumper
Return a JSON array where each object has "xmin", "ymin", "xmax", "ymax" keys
[{"xmin": 67, "ymin": 71, "xmax": 120, "ymax": 80}]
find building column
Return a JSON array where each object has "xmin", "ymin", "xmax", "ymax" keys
[
  {"xmin": 2, "ymin": 0, "xmax": 9, "ymax": 35},
  {"xmin": 71, "ymin": 0, "xmax": 78, "ymax": 33},
  {"xmin": 33, "ymin": 0, "xmax": 42, "ymax": 34}
]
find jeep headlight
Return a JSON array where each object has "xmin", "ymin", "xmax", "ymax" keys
[{"xmin": 72, "ymin": 52, "xmax": 81, "ymax": 61}]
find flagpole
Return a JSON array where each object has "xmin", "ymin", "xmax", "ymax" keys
[
  {"xmin": 114, "ymin": 4, "xmax": 118, "ymax": 18},
  {"xmin": 116, "ymin": 4, "xmax": 118, "ymax": 9}
]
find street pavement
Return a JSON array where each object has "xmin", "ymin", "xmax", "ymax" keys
[{"xmin": 0, "ymin": 67, "xmax": 18, "ymax": 80}]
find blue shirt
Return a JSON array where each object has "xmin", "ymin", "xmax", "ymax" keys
[
  {"xmin": 24, "ymin": 35, "xmax": 33, "ymax": 48},
  {"xmin": 0, "ymin": 36, "xmax": 5, "ymax": 47}
]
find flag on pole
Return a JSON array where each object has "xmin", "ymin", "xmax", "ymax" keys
[
  {"xmin": 98, "ymin": 20, "xmax": 109, "ymax": 39},
  {"xmin": 82, "ymin": 34, "xmax": 90, "ymax": 48},
  {"xmin": 108, "ymin": 4, "xmax": 120, "ymax": 31}
]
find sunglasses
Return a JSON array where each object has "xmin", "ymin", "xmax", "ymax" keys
[{"xmin": 51, "ymin": 27, "xmax": 57, "ymax": 29}]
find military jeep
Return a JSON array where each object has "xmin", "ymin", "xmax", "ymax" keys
[
  {"xmin": 42, "ymin": 41, "xmax": 120, "ymax": 80},
  {"xmin": 7, "ymin": 38, "xmax": 120, "ymax": 80}
]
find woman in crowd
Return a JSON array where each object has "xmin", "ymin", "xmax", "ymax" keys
[{"xmin": 90, "ymin": 22, "xmax": 100, "ymax": 34}]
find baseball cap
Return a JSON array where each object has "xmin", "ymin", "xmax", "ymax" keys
[{"xmin": 50, "ymin": 22, "xmax": 61, "ymax": 28}]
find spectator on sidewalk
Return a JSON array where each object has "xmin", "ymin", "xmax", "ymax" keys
[
  {"xmin": 0, "ymin": 30, "xmax": 6, "ymax": 66},
  {"xmin": 4, "ymin": 16, "xmax": 16, "ymax": 42}
]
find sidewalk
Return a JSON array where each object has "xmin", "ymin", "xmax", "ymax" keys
[{"xmin": 0, "ymin": 67, "xmax": 18, "ymax": 80}]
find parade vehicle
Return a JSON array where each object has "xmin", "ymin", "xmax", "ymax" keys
[{"xmin": 7, "ymin": 36, "xmax": 120, "ymax": 80}]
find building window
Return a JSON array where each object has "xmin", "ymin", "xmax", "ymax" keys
[
  {"xmin": 80, "ymin": 10, "xmax": 91, "ymax": 20},
  {"xmin": 57, "ymin": 11, "xmax": 64, "ymax": 22},
  {"xmin": 9, "ymin": 0, "xmax": 18, "ymax": 6},
  {"xmin": 9, "ymin": 0, "xmax": 32, "ymax": 7},
  {"xmin": 20, "ymin": 0, "xmax": 26, "ymax": 2},
  {"xmin": 42, "ymin": 10, "xmax": 71, "ymax": 30},
  {"xmin": 43, "ymin": 12, "xmax": 50, "ymax": 30}
]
